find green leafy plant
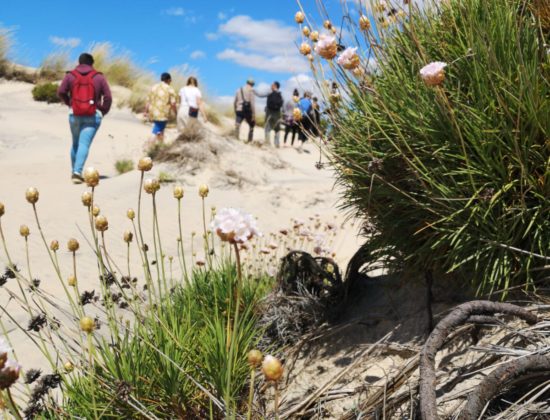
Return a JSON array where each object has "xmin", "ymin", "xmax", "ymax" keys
[
  {"xmin": 309, "ymin": 0, "xmax": 549, "ymax": 295},
  {"xmin": 114, "ymin": 159, "xmax": 134, "ymax": 175},
  {"xmin": 31, "ymin": 82, "xmax": 61, "ymax": 103}
]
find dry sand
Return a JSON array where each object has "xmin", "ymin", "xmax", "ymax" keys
[{"xmin": 0, "ymin": 80, "xmax": 361, "ymax": 370}]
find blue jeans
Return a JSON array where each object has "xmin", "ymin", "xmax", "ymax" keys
[{"xmin": 69, "ymin": 113, "xmax": 102, "ymax": 175}]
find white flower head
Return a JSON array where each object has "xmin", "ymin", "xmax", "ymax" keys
[
  {"xmin": 337, "ymin": 47, "xmax": 360, "ymax": 70},
  {"xmin": 211, "ymin": 208, "xmax": 261, "ymax": 244},
  {"xmin": 419, "ymin": 61, "xmax": 447, "ymax": 86},
  {"xmin": 315, "ymin": 34, "xmax": 338, "ymax": 59}
]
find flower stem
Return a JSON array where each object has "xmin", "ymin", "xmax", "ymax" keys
[
  {"xmin": 5, "ymin": 389, "xmax": 23, "ymax": 420},
  {"xmin": 246, "ymin": 369, "xmax": 256, "ymax": 420}
]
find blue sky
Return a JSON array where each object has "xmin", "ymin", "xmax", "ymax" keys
[{"xmin": 1, "ymin": 0, "xmax": 365, "ymax": 101}]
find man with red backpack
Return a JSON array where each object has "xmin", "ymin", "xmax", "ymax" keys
[{"xmin": 58, "ymin": 53, "xmax": 112, "ymax": 184}]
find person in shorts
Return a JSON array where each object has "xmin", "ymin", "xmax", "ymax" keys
[{"xmin": 145, "ymin": 72, "xmax": 177, "ymax": 142}]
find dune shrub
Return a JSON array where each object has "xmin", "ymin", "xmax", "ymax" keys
[
  {"xmin": 58, "ymin": 265, "xmax": 269, "ymax": 418},
  {"xmin": 39, "ymin": 52, "xmax": 71, "ymax": 81},
  {"xmin": 310, "ymin": 0, "xmax": 549, "ymax": 295},
  {"xmin": 114, "ymin": 159, "xmax": 134, "ymax": 174},
  {"xmin": 31, "ymin": 82, "xmax": 61, "ymax": 103}
]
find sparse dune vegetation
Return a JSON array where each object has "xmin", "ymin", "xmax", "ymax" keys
[{"xmin": 0, "ymin": 0, "xmax": 549, "ymax": 419}]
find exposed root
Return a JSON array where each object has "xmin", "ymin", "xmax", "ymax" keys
[
  {"xmin": 419, "ymin": 300, "xmax": 538, "ymax": 420},
  {"xmin": 459, "ymin": 353, "xmax": 550, "ymax": 420}
]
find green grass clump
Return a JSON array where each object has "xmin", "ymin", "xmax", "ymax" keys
[
  {"xmin": 321, "ymin": 0, "xmax": 549, "ymax": 295},
  {"xmin": 59, "ymin": 265, "xmax": 270, "ymax": 418},
  {"xmin": 114, "ymin": 159, "xmax": 134, "ymax": 174},
  {"xmin": 31, "ymin": 82, "xmax": 61, "ymax": 103}
]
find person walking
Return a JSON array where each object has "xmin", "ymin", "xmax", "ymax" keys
[
  {"xmin": 311, "ymin": 97, "xmax": 322, "ymax": 138},
  {"xmin": 145, "ymin": 72, "xmax": 177, "ymax": 142},
  {"xmin": 297, "ymin": 91, "xmax": 313, "ymax": 148},
  {"xmin": 234, "ymin": 78, "xmax": 256, "ymax": 142},
  {"xmin": 283, "ymin": 89, "xmax": 299, "ymax": 146},
  {"xmin": 177, "ymin": 76, "xmax": 208, "ymax": 131},
  {"xmin": 258, "ymin": 81, "xmax": 284, "ymax": 147},
  {"xmin": 58, "ymin": 53, "xmax": 112, "ymax": 184}
]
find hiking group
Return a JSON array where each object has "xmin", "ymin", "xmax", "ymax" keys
[
  {"xmin": 233, "ymin": 78, "xmax": 321, "ymax": 148},
  {"xmin": 57, "ymin": 52, "xmax": 322, "ymax": 184}
]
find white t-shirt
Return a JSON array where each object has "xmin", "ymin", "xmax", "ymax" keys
[{"xmin": 179, "ymin": 86, "xmax": 202, "ymax": 109}]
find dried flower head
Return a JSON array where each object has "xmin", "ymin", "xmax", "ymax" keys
[
  {"xmin": 49, "ymin": 240, "xmax": 59, "ymax": 252},
  {"xmin": 323, "ymin": 20, "xmax": 332, "ymax": 29},
  {"xmin": 302, "ymin": 26, "xmax": 311, "ymax": 37},
  {"xmin": 137, "ymin": 157, "xmax": 153, "ymax": 172},
  {"xmin": 67, "ymin": 238, "xmax": 80, "ymax": 252},
  {"xmin": 374, "ymin": 1, "xmax": 387, "ymax": 12},
  {"xmin": 83, "ymin": 167, "xmax": 100, "ymax": 187},
  {"xmin": 315, "ymin": 34, "xmax": 338, "ymax": 60},
  {"xmin": 95, "ymin": 215, "xmax": 109, "ymax": 232},
  {"xmin": 211, "ymin": 208, "xmax": 261, "ymax": 244},
  {"xmin": 247, "ymin": 349, "xmax": 263, "ymax": 368},
  {"xmin": 359, "ymin": 15, "xmax": 371, "ymax": 31},
  {"xmin": 0, "ymin": 359, "xmax": 21, "ymax": 389},
  {"xmin": 293, "ymin": 108, "xmax": 302, "ymax": 121},
  {"xmin": 198, "ymin": 184, "xmax": 209, "ymax": 198},
  {"xmin": 123, "ymin": 230, "xmax": 133, "ymax": 243},
  {"xmin": 81, "ymin": 191, "xmax": 93, "ymax": 207},
  {"xmin": 310, "ymin": 31, "xmax": 319, "ymax": 42},
  {"xmin": 64, "ymin": 361, "xmax": 74, "ymax": 373},
  {"xmin": 294, "ymin": 11, "xmax": 305, "ymax": 24},
  {"xmin": 127, "ymin": 208, "xmax": 135, "ymax": 220},
  {"xmin": 195, "ymin": 258, "xmax": 206, "ymax": 267},
  {"xmin": 25, "ymin": 187, "xmax": 39, "ymax": 204},
  {"xmin": 144, "ymin": 178, "xmax": 160, "ymax": 194},
  {"xmin": 337, "ymin": 47, "xmax": 360, "ymax": 70},
  {"xmin": 262, "ymin": 355, "xmax": 283, "ymax": 382},
  {"xmin": 299, "ymin": 42, "xmax": 312, "ymax": 56},
  {"xmin": 420, "ymin": 61, "xmax": 447, "ymax": 86},
  {"xmin": 79, "ymin": 316, "xmax": 95, "ymax": 334},
  {"xmin": 173, "ymin": 185, "xmax": 184, "ymax": 200},
  {"xmin": 68, "ymin": 275, "xmax": 77, "ymax": 287},
  {"xmin": 92, "ymin": 206, "xmax": 100, "ymax": 217},
  {"xmin": 19, "ymin": 224, "xmax": 30, "ymax": 238},
  {"xmin": 0, "ymin": 202, "xmax": 4, "ymax": 217},
  {"xmin": 307, "ymin": 54, "xmax": 314, "ymax": 62}
]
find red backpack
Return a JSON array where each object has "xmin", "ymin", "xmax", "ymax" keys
[{"xmin": 70, "ymin": 70, "xmax": 99, "ymax": 116}]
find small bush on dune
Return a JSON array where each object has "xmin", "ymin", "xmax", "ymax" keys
[
  {"xmin": 31, "ymin": 82, "xmax": 61, "ymax": 103},
  {"xmin": 114, "ymin": 159, "xmax": 134, "ymax": 174},
  {"xmin": 310, "ymin": 0, "xmax": 549, "ymax": 295}
]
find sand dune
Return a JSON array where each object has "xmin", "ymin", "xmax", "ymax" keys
[{"xmin": 0, "ymin": 80, "xmax": 360, "ymax": 369}]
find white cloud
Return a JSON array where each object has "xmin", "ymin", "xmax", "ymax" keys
[
  {"xmin": 190, "ymin": 50, "xmax": 206, "ymax": 60},
  {"xmin": 205, "ymin": 32, "xmax": 219, "ymax": 41},
  {"xmin": 217, "ymin": 49, "xmax": 308, "ymax": 74},
  {"xmin": 49, "ymin": 36, "xmax": 81, "ymax": 48},
  {"xmin": 215, "ymin": 15, "xmax": 308, "ymax": 74},
  {"xmin": 164, "ymin": 7, "xmax": 185, "ymax": 16},
  {"xmin": 217, "ymin": 12, "xmax": 227, "ymax": 20}
]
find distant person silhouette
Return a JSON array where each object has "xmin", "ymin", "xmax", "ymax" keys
[
  {"xmin": 234, "ymin": 78, "xmax": 256, "ymax": 142},
  {"xmin": 283, "ymin": 88, "xmax": 300, "ymax": 146},
  {"xmin": 256, "ymin": 81, "xmax": 284, "ymax": 147}
]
